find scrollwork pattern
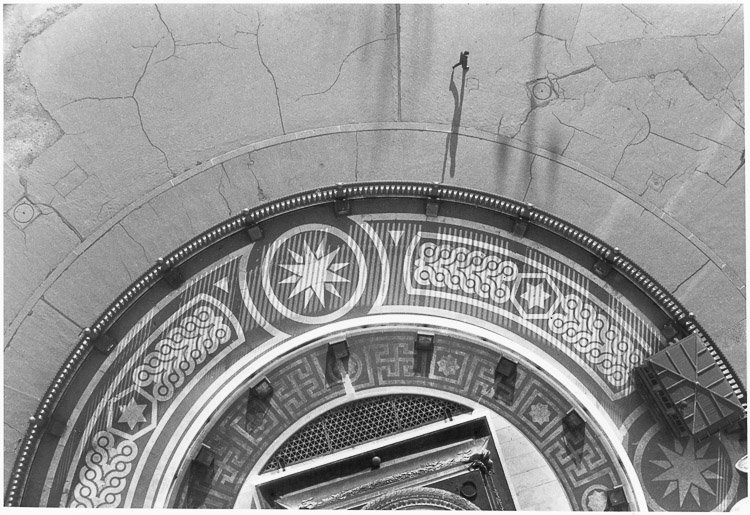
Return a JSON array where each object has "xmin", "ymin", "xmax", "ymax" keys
[
  {"xmin": 70, "ymin": 430, "xmax": 137, "ymax": 508},
  {"xmin": 414, "ymin": 242, "xmax": 518, "ymax": 304},
  {"xmin": 133, "ymin": 305, "xmax": 232, "ymax": 401},
  {"xmin": 549, "ymin": 294, "xmax": 644, "ymax": 386}
]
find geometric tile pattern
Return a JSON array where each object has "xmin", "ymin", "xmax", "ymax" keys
[
  {"xmin": 263, "ymin": 395, "xmax": 470, "ymax": 471},
  {"xmin": 34, "ymin": 212, "xmax": 744, "ymax": 512},
  {"xmin": 174, "ymin": 332, "xmax": 628, "ymax": 509},
  {"xmin": 351, "ymin": 332, "xmax": 625, "ymax": 511},
  {"xmin": 400, "ymin": 227, "xmax": 662, "ymax": 398},
  {"xmin": 66, "ymin": 294, "xmax": 244, "ymax": 508}
]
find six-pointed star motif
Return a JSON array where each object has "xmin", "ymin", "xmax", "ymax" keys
[
  {"xmin": 278, "ymin": 236, "xmax": 350, "ymax": 308},
  {"xmin": 520, "ymin": 282, "xmax": 551, "ymax": 309},
  {"xmin": 118, "ymin": 398, "xmax": 147, "ymax": 430},
  {"xmin": 651, "ymin": 439, "xmax": 720, "ymax": 507}
]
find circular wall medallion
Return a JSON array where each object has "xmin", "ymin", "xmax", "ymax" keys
[
  {"xmin": 13, "ymin": 202, "xmax": 35, "ymax": 223},
  {"xmin": 532, "ymin": 81, "xmax": 553, "ymax": 101},
  {"xmin": 262, "ymin": 224, "xmax": 368, "ymax": 324}
]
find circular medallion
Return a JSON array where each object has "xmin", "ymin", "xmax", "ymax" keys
[
  {"xmin": 633, "ymin": 423, "xmax": 738, "ymax": 511},
  {"xmin": 262, "ymin": 224, "xmax": 367, "ymax": 324},
  {"xmin": 13, "ymin": 202, "xmax": 35, "ymax": 223},
  {"xmin": 532, "ymin": 81, "xmax": 552, "ymax": 101}
]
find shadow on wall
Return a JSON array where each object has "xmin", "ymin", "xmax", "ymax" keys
[
  {"xmin": 493, "ymin": 4, "xmax": 565, "ymax": 203},
  {"xmin": 442, "ymin": 54, "xmax": 469, "ymax": 181}
]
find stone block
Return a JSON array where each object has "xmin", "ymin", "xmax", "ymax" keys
[
  {"xmin": 512, "ymin": 107, "xmax": 575, "ymax": 158},
  {"xmin": 136, "ymin": 39, "xmax": 283, "ymax": 175},
  {"xmin": 503, "ymin": 450, "xmax": 548, "ymax": 475},
  {"xmin": 445, "ymin": 137, "xmax": 534, "ymax": 201},
  {"xmin": 400, "ymin": 4, "xmax": 592, "ymax": 134},
  {"xmin": 4, "ymin": 164, "xmax": 26, "ymax": 208},
  {"xmin": 525, "ymin": 155, "xmax": 624, "ymax": 233},
  {"xmin": 551, "ymin": 78, "xmax": 651, "ymax": 178},
  {"xmin": 574, "ymin": 5, "xmax": 649, "ymax": 44},
  {"xmin": 697, "ymin": 9, "xmax": 744, "ymax": 78},
  {"xmin": 3, "ymin": 212, "xmax": 80, "ymax": 330},
  {"xmin": 20, "ymin": 135, "xmax": 92, "ymax": 208},
  {"xmin": 21, "ymin": 4, "xmax": 165, "ymax": 110},
  {"xmin": 493, "ymin": 427, "xmax": 533, "ymax": 460},
  {"xmin": 32, "ymin": 99, "xmax": 174, "ymax": 239},
  {"xmin": 625, "ymin": 4, "xmax": 739, "ymax": 37},
  {"xmin": 537, "ymin": 4, "xmax": 581, "ymax": 42},
  {"xmin": 220, "ymin": 155, "xmax": 273, "ymax": 208},
  {"xmin": 43, "ymin": 225, "xmax": 156, "ymax": 325},
  {"xmin": 602, "ymin": 209, "xmax": 708, "ymax": 293},
  {"xmin": 509, "ymin": 463, "xmax": 557, "ymax": 491},
  {"xmin": 4, "ymin": 299, "xmax": 81, "ymax": 439},
  {"xmin": 674, "ymin": 262, "xmax": 746, "ymax": 383},
  {"xmin": 355, "ymin": 130, "xmax": 444, "ymax": 183},
  {"xmin": 4, "ymin": 422, "xmax": 24, "ymax": 491},
  {"xmin": 588, "ymin": 37, "xmax": 696, "ymax": 83},
  {"xmin": 239, "ymin": 132, "xmax": 357, "ymax": 197},
  {"xmin": 121, "ymin": 167, "xmax": 240, "ymax": 264},
  {"xmin": 519, "ymin": 479, "xmax": 571, "ymax": 511},
  {"xmin": 258, "ymin": 4, "xmax": 398, "ymax": 134},
  {"xmin": 675, "ymin": 168, "xmax": 745, "ymax": 280},
  {"xmin": 53, "ymin": 165, "xmax": 88, "ymax": 198},
  {"xmin": 685, "ymin": 49, "xmax": 732, "ymax": 100},
  {"xmin": 641, "ymin": 72, "xmax": 741, "ymax": 152},
  {"xmin": 615, "ymin": 134, "xmax": 701, "ymax": 197}
]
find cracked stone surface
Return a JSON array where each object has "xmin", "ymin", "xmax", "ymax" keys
[
  {"xmin": 3, "ymin": 210, "xmax": 80, "ymax": 330},
  {"xmin": 3, "ymin": 4, "xmax": 745, "ymax": 480},
  {"xmin": 4, "ymin": 299, "xmax": 81, "ymax": 475},
  {"xmin": 258, "ymin": 4, "xmax": 399, "ymax": 132},
  {"xmin": 42, "ymin": 224, "xmax": 154, "ymax": 326}
]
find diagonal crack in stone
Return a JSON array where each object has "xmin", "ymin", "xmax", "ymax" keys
[
  {"xmin": 255, "ymin": 14, "xmax": 286, "ymax": 134},
  {"xmin": 54, "ymin": 42, "xmax": 176, "ymax": 176},
  {"xmin": 32, "ymin": 201, "xmax": 84, "ymax": 242},
  {"xmin": 672, "ymin": 259, "xmax": 710, "ymax": 296},
  {"xmin": 298, "ymin": 33, "xmax": 397, "ymax": 100},
  {"xmin": 120, "ymin": 223, "xmax": 151, "ymax": 264},
  {"xmin": 217, "ymin": 163, "xmax": 234, "ymax": 216},
  {"xmin": 154, "ymin": 4, "xmax": 177, "ymax": 64},
  {"xmin": 243, "ymin": 153, "xmax": 269, "ymax": 201},
  {"xmin": 523, "ymin": 155, "xmax": 536, "ymax": 201},
  {"xmin": 132, "ymin": 45, "xmax": 176, "ymax": 176}
]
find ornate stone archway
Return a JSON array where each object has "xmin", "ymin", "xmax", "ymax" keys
[{"xmin": 7, "ymin": 183, "xmax": 746, "ymax": 510}]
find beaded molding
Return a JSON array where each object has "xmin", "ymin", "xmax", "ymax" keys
[{"xmin": 6, "ymin": 181, "xmax": 745, "ymax": 506}]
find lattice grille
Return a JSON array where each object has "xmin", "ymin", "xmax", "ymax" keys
[{"xmin": 262, "ymin": 395, "xmax": 470, "ymax": 472}]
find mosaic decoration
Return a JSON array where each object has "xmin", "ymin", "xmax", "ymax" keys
[
  {"xmin": 67, "ymin": 295, "xmax": 243, "ymax": 508},
  {"xmin": 34, "ymin": 211, "xmax": 742, "ymax": 512},
  {"xmin": 402, "ymin": 229, "xmax": 655, "ymax": 396},
  {"xmin": 549, "ymin": 294, "xmax": 644, "ymax": 387},
  {"xmin": 529, "ymin": 402, "xmax": 551, "ymax": 425},
  {"xmin": 413, "ymin": 240, "xmax": 519, "ymax": 303},
  {"xmin": 262, "ymin": 395, "xmax": 471, "ymax": 472},
  {"xmin": 69, "ymin": 430, "xmax": 138, "ymax": 508},
  {"xmin": 175, "ymin": 333, "xmax": 628, "ymax": 509},
  {"xmin": 633, "ymin": 421, "xmax": 741, "ymax": 511},
  {"xmin": 582, "ymin": 484, "xmax": 610, "ymax": 511},
  {"xmin": 261, "ymin": 224, "xmax": 368, "ymax": 325},
  {"xmin": 133, "ymin": 305, "xmax": 232, "ymax": 401}
]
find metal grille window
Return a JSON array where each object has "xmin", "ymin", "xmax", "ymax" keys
[{"xmin": 262, "ymin": 395, "xmax": 471, "ymax": 472}]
